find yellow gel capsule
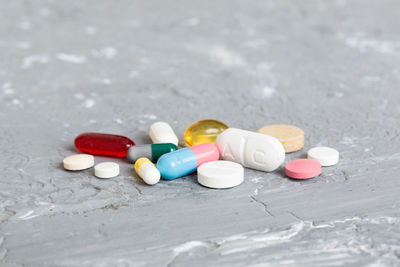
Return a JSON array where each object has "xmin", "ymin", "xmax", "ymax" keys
[{"xmin": 184, "ymin": 119, "xmax": 229, "ymax": 146}]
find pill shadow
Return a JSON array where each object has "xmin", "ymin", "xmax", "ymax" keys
[
  {"xmin": 286, "ymin": 151, "xmax": 307, "ymax": 159},
  {"xmin": 130, "ymin": 173, "xmax": 149, "ymax": 186},
  {"xmin": 298, "ymin": 152, "xmax": 307, "ymax": 159},
  {"xmin": 56, "ymin": 162, "xmax": 93, "ymax": 173},
  {"xmin": 277, "ymin": 167, "xmax": 290, "ymax": 180},
  {"xmin": 57, "ymin": 162, "xmax": 65, "ymax": 171}
]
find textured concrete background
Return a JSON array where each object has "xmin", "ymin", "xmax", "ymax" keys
[{"xmin": 1, "ymin": 0, "xmax": 400, "ymax": 266}]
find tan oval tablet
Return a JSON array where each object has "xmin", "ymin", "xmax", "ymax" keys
[
  {"xmin": 63, "ymin": 154, "xmax": 95, "ymax": 171},
  {"xmin": 257, "ymin": 124, "xmax": 304, "ymax": 153}
]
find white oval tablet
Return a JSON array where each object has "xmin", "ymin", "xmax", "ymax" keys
[
  {"xmin": 63, "ymin": 154, "xmax": 94, "ymax": 171},
  {"xmin": 198, "ymin": 160, "xmax": 244, "ymax": 189},
  {"xmin": 94, "ymin": 162, "xmax": 119, "ymax": 178},
  {"xmin": 307, "ymin": 146, "xmax": 339, "ymax": 166},
  {"xmin": 149, "ymin": 121, "xmax": 179, "ymax": 146},
  {"xmin": 216, "ymin": 128, "xmax": 285, "ymax": 172}
]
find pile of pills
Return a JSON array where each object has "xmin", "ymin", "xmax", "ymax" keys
[{"xmin": 63, "ymin": 120, "xmax": 339, "ymax": 188}]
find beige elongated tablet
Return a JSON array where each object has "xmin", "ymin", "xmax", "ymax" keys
[
  {"xmin": 197, "ymin": 160, "xmax": 244, "ymax": 189},
  {"xmin": 63, "ymin": 154, "xmax": 95, "ymax": 171},
  {"xmin": 257, "ymin": 124, "xmax": 304, "ymax": 153},
  {"xmin": 149, "ymin": 121, "xmax": 179, "ymax": 146},
  {"xmin": 94, "ymin": 162, "xmax": 119, "ymax": 178},
  {"xmin": 307, "ymin": 146, "xmax": 339, "ymax": 166}
]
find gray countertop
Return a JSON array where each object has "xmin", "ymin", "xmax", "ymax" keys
[{"xmin": 1, "ymin": 0, "xmax": 400, "ymax": 266}]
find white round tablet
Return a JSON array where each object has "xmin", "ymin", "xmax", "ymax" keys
[
  {"xmin": 94, "ymin": 162, "xmax": 119, "ymax": 179},
  {"xmin": 197, "ymin": 160, "xmax": 244, "ymax": 189},
  {"xmin": 307, "ymin": 146, "xmax": 339, "ymax": 166},
  {"xmin": 63, "ymin": 154, "xmax": 95, "ymax": 171}
]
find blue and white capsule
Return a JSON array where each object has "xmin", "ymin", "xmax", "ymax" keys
[{"xmin": 156, "ymin": 143, "xmax": 220, "ymax": 180}]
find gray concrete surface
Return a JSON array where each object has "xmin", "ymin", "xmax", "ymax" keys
[{"xmin": 1, "ymin": 0, "xmax": 400, "ymax": 266}]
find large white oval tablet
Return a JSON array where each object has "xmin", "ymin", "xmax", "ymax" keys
[
  {"xmin": 149, "ymin": 121, "xmax": 179, "ymax": 146},
  {"xmin": 216, "ymin": 128, "xmax": 285, "ymax": 172},
  {"xmin": 307, "ymin": 146, "xmax": 339, "ymax": 166},
  {"xmin": 63, "ymin": 154, "xmax": 95, "ymax": 171},
  {"xmin": 197, "ymin": 160, "xmax": 244, "ymax": 189},
  {"xmin": 94, "ymin": 162, "xmax": 119, "ymax": 178}
]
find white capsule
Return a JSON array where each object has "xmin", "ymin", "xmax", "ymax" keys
[
  {"xmin": 216, "ymin": 128, "xmax": 285, "ymax": 172},
  {"xmin": 134, "ymin": 158, "xmax": 160, "ymax": 185},
  {"xmin": 149, "ymin": 121, "xmax": 179, "ymax": 146}
]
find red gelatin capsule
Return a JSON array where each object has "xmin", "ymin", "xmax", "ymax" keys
[{"xmin": 75, "ymin": 133, "xmax": 135, "ymax": 158}]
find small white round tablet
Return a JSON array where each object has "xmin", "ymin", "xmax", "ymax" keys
[
  {"xmin": 197, "ymin": 160, "xmax": 244, "ymax": 189},
  {"xmin": 63, "ymin": 154, "xmax": 95, "ymax": 171},
  {"xmin": 94, "ymin": 162, "xmax": 119, "ymax": 179},
  {"xmin": 307, "ymin": 146, "xmax": 339, "ymax": 166}
]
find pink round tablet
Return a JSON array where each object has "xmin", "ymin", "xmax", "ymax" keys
[{"xmin": 285, "ymin": 159, "xmax": 321, "ymax": 179}]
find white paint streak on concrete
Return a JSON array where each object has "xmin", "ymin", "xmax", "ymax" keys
[
  {"xmin": 18, "ymin": 210, "xmax": 39, "ymax": 220},
  {"xmin": 11, "ymin": 99, "xmax": 22, "ymax": 106},
  {"xmin": 83, "ymin": 99, "xmax": 95, "ymax": 108},
  {"xmin": 91, "ymin": 47, "xmax": 117, "ymax": 59},
  {"xmin": 342, "ymin": 34, "xmax": 400, "ymax": 54},
  {"xmin": 74, "ymin": 93, "xmax": 85, "ymax": 100},
  {"xmin": 219, "ymin": 222, "xmax": 303, "ymax": 255},
  {"xmin": 130, "ymin": 71, "xmax": 139, "ymax": 78},
  {"xmin": 143, "ymin": 114, "xmax": 157, "ymax": 120},
  {"xmin": 3, "ymin": 88, "xmax": 15, "ymax": 95},
  {"xmin": 21, "ymin": 55, "xmax": 49, "ymax": 69},
  {"xmin": 2, "ymin": 83, "xmax": 14, "ymax": 95},
  {"xmin": 209, "ymin": 45, "xmax": 246, "ymax": 67},
  {"xmin": 195, "ymin": 216, "xmax": 400, "ymax": 265},
  {"xmin": 362, "ymin": 76, "xmax": 382, "ymax": 83},
  {"xmin": 0, "ymin": 235, "xmax": 6, "ymax": 261},
  {"xmin": 16, "ymin": 41, "xmax": 31, "ymax": 49},
  {"xmin": 102, "ymin": 79, "xmax": 112, "ymax": 85},
  {"xmin": 183, "ymin": 17, "xmax": 199, "ymax": 26},
  {"xmin": 172, "ymin": 241, "xmax": 208, "ymax": 257},
  {"xmin": 57, "ymin": 53, "xmax": 87, "ymax": 64},
  {"xmin": 243, "ymin": 39, "xmax": 267, "ymax": 48},
  {"xmin": 262, "ymin": 86, "xmax": 276, "ymax": 98},
  {"xmin": 114, "ymin": 118, "xmax": 123, "ymax": 124},
  {"xmin": 39, "ymin": 8, "xmax": 51, "ymax": 17},
  {"xmin": 340, "ymin": 136, "xmax": 356, "ymax": 147},
  {"xmin": 85, "ymin": 26, "xmax": 97, "ymax": 35},
  {"xmin": 333, "ymin": 91, "xmax": 344, "ymax": 98},
  {"xmin": 19, "ymin": 21, "xmax": 32, "ymax": 30}
]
